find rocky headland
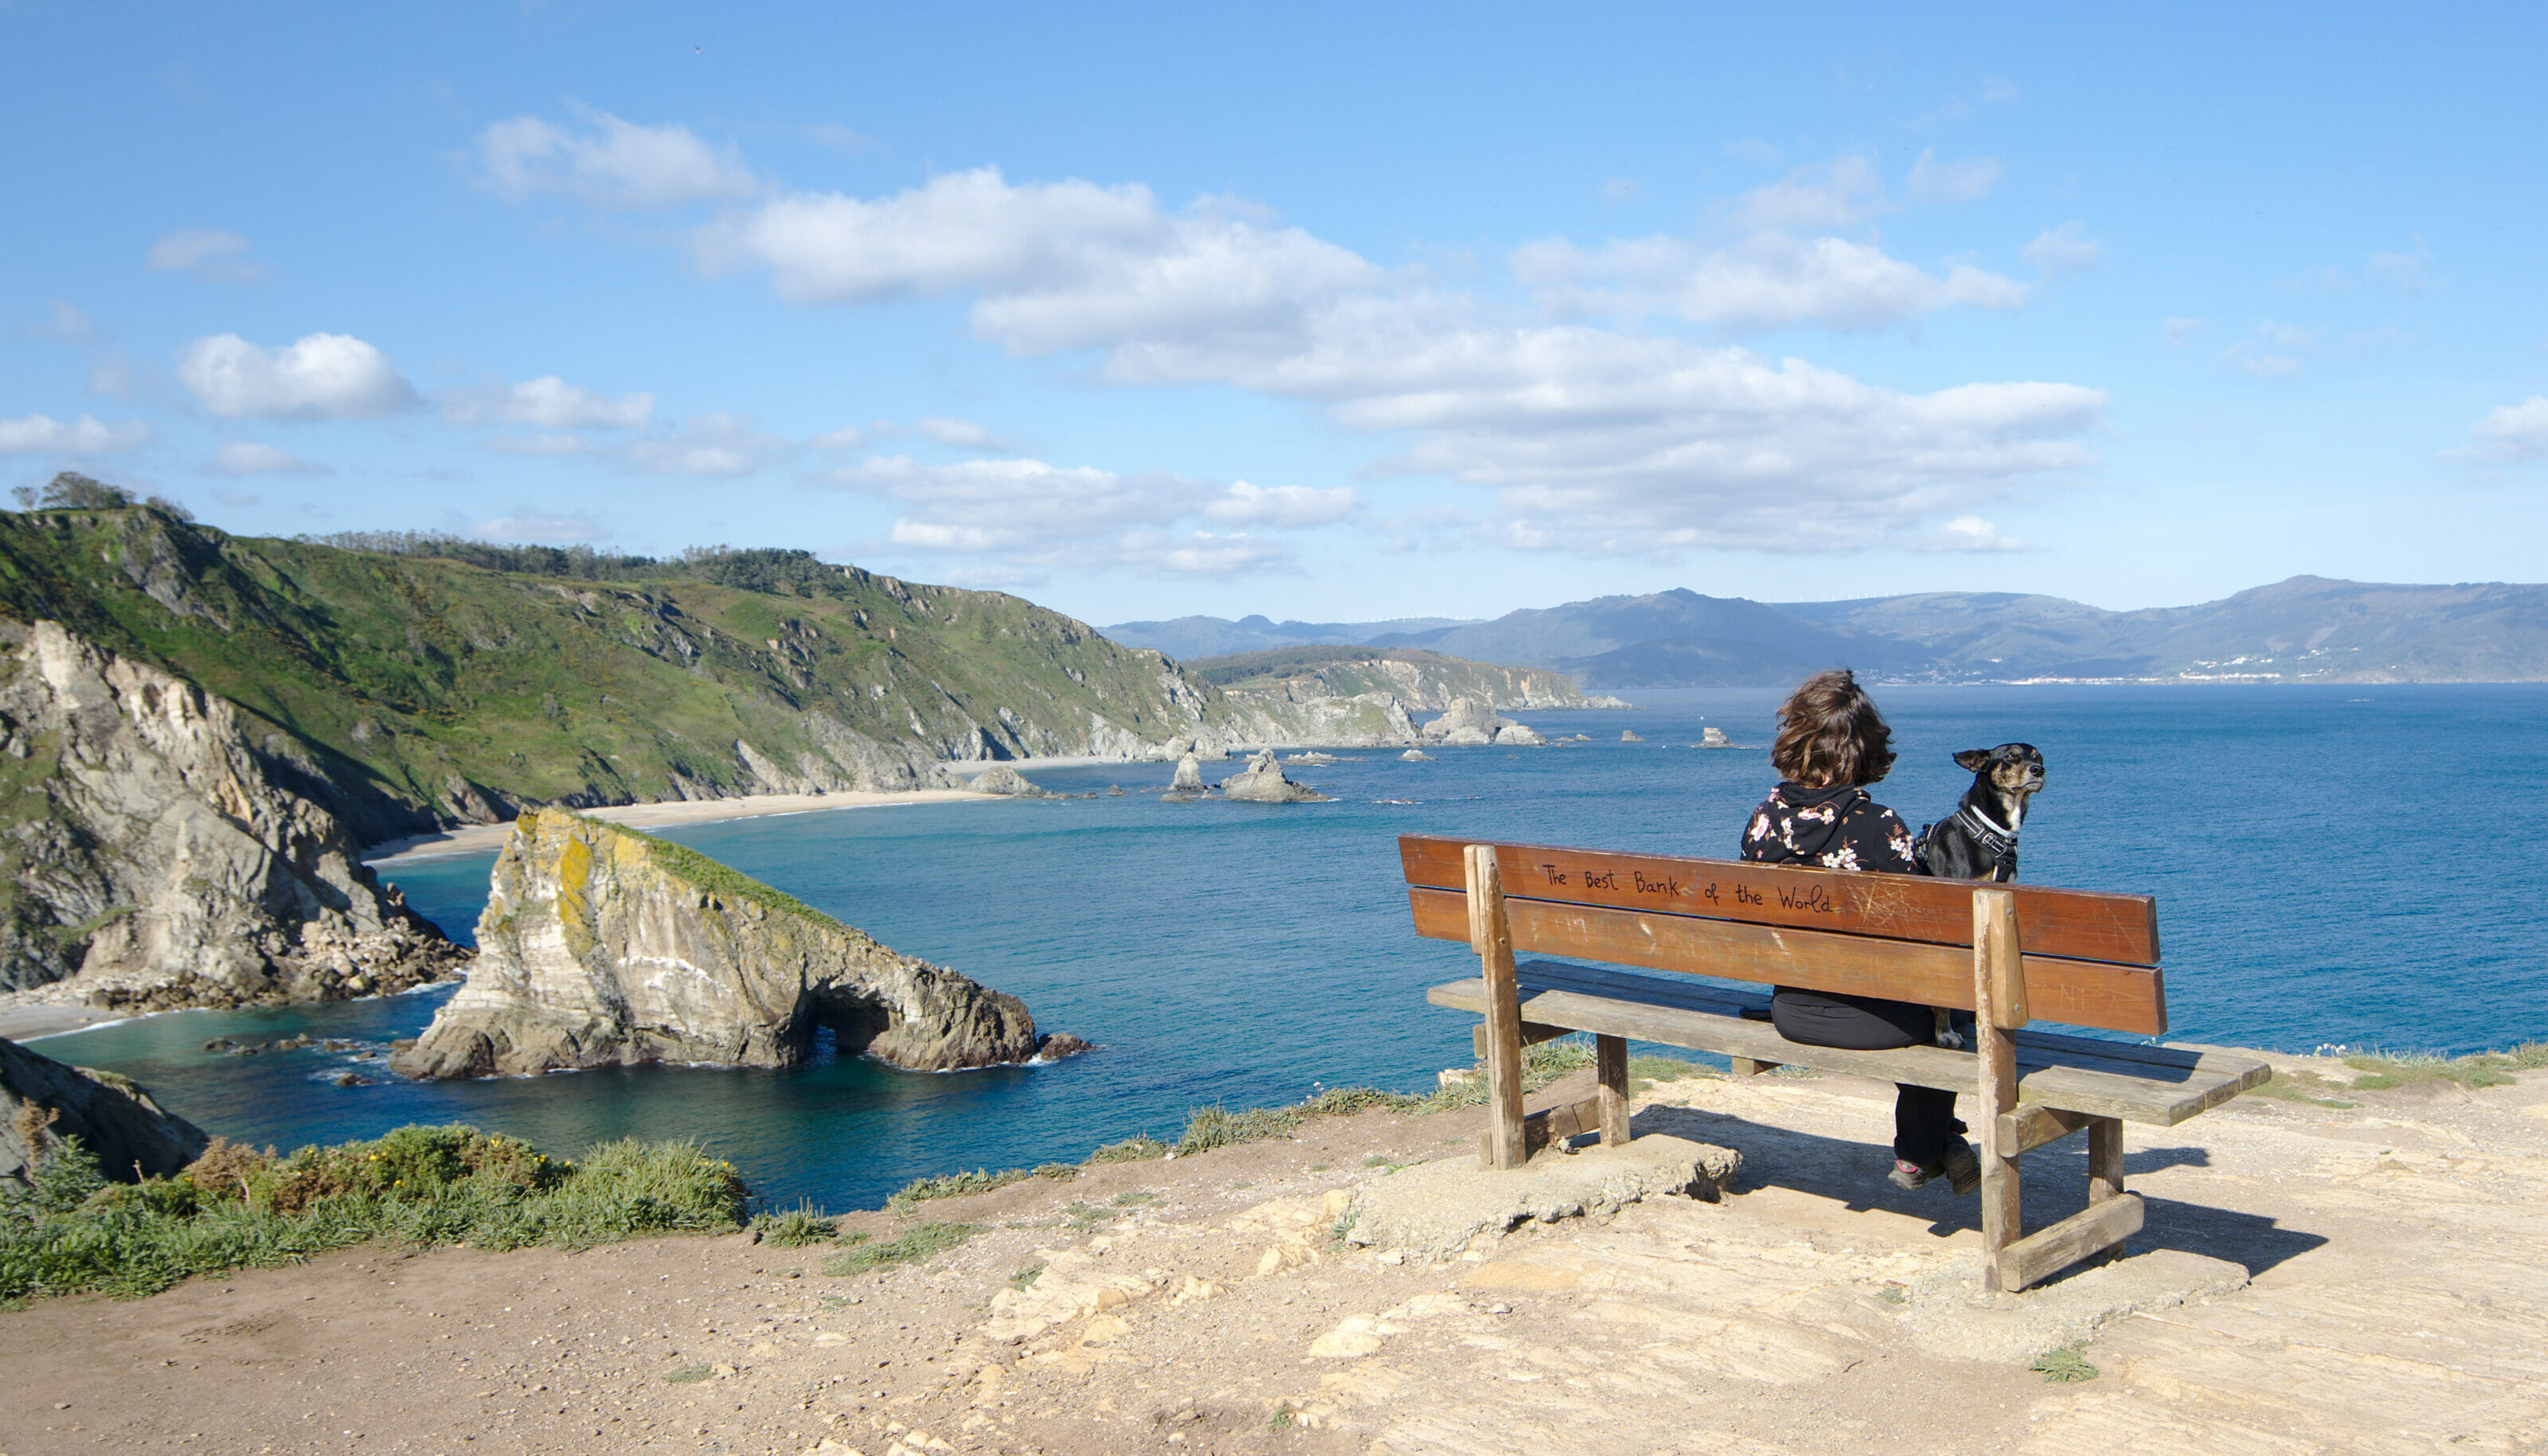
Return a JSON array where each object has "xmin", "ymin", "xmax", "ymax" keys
[
  {"xmin": 0, "ymin": 619, "xmax": 463, "ymax": 1016},
  {"xmin": 395, "ymin": 810, "xmax": 1057, "ymax": 1079},
  {"xmin": 2, "ymin": 1033, "xmax": 208, "ymax": 1186}
]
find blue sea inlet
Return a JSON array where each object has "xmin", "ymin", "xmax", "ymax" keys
[{"xmin": 41, "ymin": 684, "xmax": 2548, "ymax": 1212}]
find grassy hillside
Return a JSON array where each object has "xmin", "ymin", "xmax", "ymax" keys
[{"xmin": 0, "ymin": 505, "xmax": 1255, "ymax": 839}]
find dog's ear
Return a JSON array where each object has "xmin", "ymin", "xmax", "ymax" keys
[{"xmin": 1952, "ymin": 748, "xmax": 1994, "ymax": 771}]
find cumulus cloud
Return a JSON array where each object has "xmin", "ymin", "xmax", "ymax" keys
[
  {"xmin": 471, "ymin": 506, "xmax": 611, "ymax": 543},
  {"xmin": 698, "ymin": 161, "xmax": 2106, "ymax": 556},
  {"xmin": 2022, "ymin": 222, "xmax": 2102, "ymax": 277},
  {"xmin": 176, "ymin": 333, "xmax": 419, "ymax": 420},
  {"xmin": 695, "ymin": 166, "xmax": 1381, "ymax": 357},
  {"xmin": 623, "ymin": 413, "xmax": 788, "ymax": 477},
  {"xmin": 2443, "ymin": 396, "xmax": 2548, "ymax": 463},
  {"xmin": 472, "ymin": 111, "xmax": 757, "ymax": 209},
  {"xmin": 827, "ymin": 455, "xmax": 1308, "ymax": 576},
  {"xmin": 1202, "ymin": 481, "xmax": 1359, "ymax": 527},
  {"xmin": 0, "ymin": 412, "xmax": 154, "ymax": 455},
  {"xmin": 910, "ymin": 416, "xmax": 1014, "ymax": 451},
  {"xmin": 1906, "ymin": 150, "xmax": 2003, "ymax": 204},
  {"xmin": 809, "ymin": 425, "xmax": 868, "ymax": 450},
  {"xmin": 1930, "ymin": 515, "xmax": 2024, "ymax": 552},
  {"xmin": 442, "ymin": 374, "xmax": 655, "ymax": 429},
  {"xmin": 146, "ymin": 228, "xmax": 267, "ymax": 284},
  {"xmin": 1515, "ymin": 232, "xmax": 2027, "ymax": 331},
  {"xmin": 209, "ymin": 440, "xmax": 330, "ymax": 476}
]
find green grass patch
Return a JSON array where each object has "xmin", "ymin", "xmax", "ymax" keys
[
  {"xmin": 1178, "ymin": 1104, "xmax": 1305, "ymax": 1153},
  {"xmin": 2342, "ymin": 1053, "xmax": 2517, "ymax": 1091},
  {"xmin": 818, "ymin": 1221, "xmax": 983, "ymax": 1277},
  {"xmin": 2028, "ymin": 1344, "xmax": 2099, "ymax": 1383},
  {"xmin": 1008, "ymin": 1262, "xmax": 1045, "ymax": 1290},
  {"xmin": 663, "ymin": 1364, "xmax": 715, "ymax": 1384},
  {"xmin": 1108, "ymin": 1189, "xmax": 1158, "ymax": 1207},
  {"xmin": 2253, "ymin": 1069, "xmax": 2359, "ymax": 1108},
  {"xmin": 2, "ymin": 1127, "xmax": 746, "ymax": 1306},
  {"xmin": 748, "ymin": 1203, "xmax": 842, "ymax": 1247},
  {"xmin": 886, "ymin": 1166, "xmax": 1035, "ymax": 1212},
  {"xmin": 1086, "ymin": 1137, "xmax": 1169, "ymax": 1165}
]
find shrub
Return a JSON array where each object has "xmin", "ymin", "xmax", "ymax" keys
[
  {"xmin": 886, "ymin": 1167, "xmax": 1032, "ymax": 1212},
  {"xmin": 0, "ymin": 1127, "xmax": 746, "ymax": 1306},
  {"xmin": 1086, "ymin": 1137, "xmax": 1169, "ymax": 1165},
  {"xmin": 749, "ymin": 1203, "xmax": 841, "ymax": 1247},
  {"xmin": 1176, "ymin": 1104, "xmax": 1303, "ymax": 1154}
]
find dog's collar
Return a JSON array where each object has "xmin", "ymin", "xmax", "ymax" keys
[{"xmin": 1954, "ymin": 802, "xmax": 2020, "ymax": 856}]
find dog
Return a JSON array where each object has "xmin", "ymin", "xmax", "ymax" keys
[{"xmin": 1917, "ymin": 744, "xmax": 2046, "ymax": 884}]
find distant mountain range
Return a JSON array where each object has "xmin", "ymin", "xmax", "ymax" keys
[
  {"xmin": 1108, "ymin": 577, "xmax": 2548, "ymax": 687},
  {"xmin": 1102, "ymin": 614, "xmax": 1484, "ymax": 659}
]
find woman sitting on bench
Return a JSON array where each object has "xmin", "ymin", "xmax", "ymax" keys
[{"xmin": 1740, "ymin": 669, "xmax": 1981, "ymax": 1196}]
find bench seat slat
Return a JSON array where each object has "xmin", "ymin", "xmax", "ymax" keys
[
  {"xmin": 1410, "ymin": 886, "xmax": 2168, "ymax": 1036},
  {"xmin": 1400, "ymin": 835, "xmax": 2161, "ymax": 966},
  {"xmin": 1427, "ymin": 973, "xmax": 2266, "ymax": 1126}
]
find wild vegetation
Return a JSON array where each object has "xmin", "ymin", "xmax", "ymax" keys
[
  {"xmin": 1188, "ymin": 642, "xmax": 1591, "ymax": 708},
  {"xmin": 0, "ymin": 1126, "xmax": 748, "ymax": 1306}
]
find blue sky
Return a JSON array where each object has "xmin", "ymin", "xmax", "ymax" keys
[{"xmin": 3, "ymin": 3, "xmax": 2543, "ymax": 627}]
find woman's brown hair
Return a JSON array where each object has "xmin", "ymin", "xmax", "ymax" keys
[{"xmin": 1770, "ymin": 669, "xmax": 1896, "ymax": 787}]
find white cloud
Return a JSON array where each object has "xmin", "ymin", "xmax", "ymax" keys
[
  {"xmin": 442, "ymin": 374, "xmax": 655, "ymax": 429},
  {"xmin": 209, "ymin": 441, "xmax": 330, "ymax": 476},
  {"xmin": 1733, "ymin": 158, "xmax": 1885, "ymax": 231},
  {"xmin": 1123, "ymin": 529, "xmax": 1298, "ymax": 576},
  {"xmin": 176, "ymin": 332, "xmax": 419, "ymax": 420},
  {"xmin": 2444, "ymin": 396, "xmax": 2548, "ymax": 463},
  {"xmin": 471, "ymin": 506, "xmax": 611, "ymax": 543},
  {"xmin": 471, "ymin": 111, "xmax": 757, "ymax": 209},
  {"xmin": 702, "ymin": 163, "xmax": 2106, "ymax": 556},
  {"xmin": 2369, "ymin": 236, "xmax": 2433, "ymax": 291},
  {"xmin": 146, "ymin": 228, "xmax": 267, "ymax": 284},
  {"xmin": 1906, "ymin": 150, "xmax": 2004, "ymax": 204},
  {"xmin": 695, "ymin": 166, "xmax": 1381, "ymax": 357},
  {"xmin": 809, "ymin": 426, "xmax": 868, "ymax": 451},
  {"xmin": 1931, "ymin": 515, "xmax": 2024, "ymax": 552},
  {"xmin": 2022, "ymin": 222, "xmax": 2103, "ymax": 277},
  {"xmin": 623, "ymin": 413, "xmax": 787, "ymax": 477},
  {"xmin": 0, "ymin": 412, "xmax": 154, "ymax": 455},
  {"xmin": 1516, "ymin": 232, "xmax": 2027, "ymax": 331},
  {"xmin": 2163, "ymin": 317, "xmax": 2206, "ymax": 345},
  {"xmin": 1202, "ymin": 480, "xmax": 1359, "ymax": 527}
]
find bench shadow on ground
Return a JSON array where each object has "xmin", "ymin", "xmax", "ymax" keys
[{"xmin": 1629, "ymin": 1102, "xmax": 2329, "ymax": 1279}]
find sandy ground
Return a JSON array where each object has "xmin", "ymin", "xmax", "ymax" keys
[{"xmin": 5, "ymin": 1052, "xmax": 2544, "ymax": 1456}]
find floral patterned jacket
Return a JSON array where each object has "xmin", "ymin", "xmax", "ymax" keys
[{"xmin": 1739, "ymin": 782, "xmax": 1924, "ymax": 875}]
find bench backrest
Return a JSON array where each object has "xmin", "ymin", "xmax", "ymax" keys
[{"xmin": 1399, "ymin": 835, "xmax": 2167, "ymax": 1035}]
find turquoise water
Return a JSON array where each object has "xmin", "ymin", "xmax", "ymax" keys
[{"xmin": 37, "ymin": 685, "xmax": 2548, "ymax": 1212}]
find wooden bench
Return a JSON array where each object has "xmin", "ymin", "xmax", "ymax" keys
[{"xmin": 1400, "ymin": 834, "xmax": 2269, "ymax": 1292}]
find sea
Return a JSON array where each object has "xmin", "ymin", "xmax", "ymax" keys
[{"xmin": 33, "ymin": 684, "xmax": 2548, "ymax": 1213}]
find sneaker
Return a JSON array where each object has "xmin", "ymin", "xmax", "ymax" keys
[
  {"xmin": 1940, "ymin": 1140, "xmax": 1982, "ymax": 1196},
  {"xmin": 1888, "ymin": 1157, "xmax": 1940, "ymax": 1190}
]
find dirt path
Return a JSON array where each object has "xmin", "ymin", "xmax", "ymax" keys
[{"xmin": 6, "ymin": 1054, "xmax": 2542, "ymax": 1456}]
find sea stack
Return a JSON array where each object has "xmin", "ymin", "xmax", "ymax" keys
[
  {"xmin": 395, "ymin": 811, "xmax": 1047, "ymax": 1079},
  {"xmin": 1219, "ymin": 749, "xmax": 1331, "ymax": 803},
  {"xmin": 1170, "ymin": 754, "xmax": 1205, "ymax": 791}
]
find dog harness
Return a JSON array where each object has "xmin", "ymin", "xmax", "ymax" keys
[{"xmin": 1917, "ymin": 802, "xmax": 2021, "ymax": 880}]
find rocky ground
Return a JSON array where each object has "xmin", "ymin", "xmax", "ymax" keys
[{"xmin": 3, "ymin": 1051, "xmax": 2542, "ymax": 1456}]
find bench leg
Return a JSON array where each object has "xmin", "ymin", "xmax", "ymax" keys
[
  {"xmin": 1729, "ymin": 1056, "xmax": 1781, "ymax": 1077},
  {"xmin": 1466, "ymin": 846, "xmax": 1530, "ymax": 1170},
  {"xmin": 1595, "ymin": 1034, "xmax": 1631, "ymax": 1146},
  {"xmin": 2088, "ymin": 1116, "xmax": 2124, "ymax": 1203},
  {"xmin": 1973, "ymin": 888, "xmax": 2024, "ymax": 1293}
]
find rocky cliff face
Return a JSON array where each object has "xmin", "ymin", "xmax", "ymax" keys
[
  {"xmin": 0, "ymin": 621, "xmax": 463, "ymax": 1007},
  {"xmin": 2, "ymin": 1034, "xmax": 209, "ymax": 1185},
  {"xmin": 397, "ymin": 810, "xmax": 1049, "ymax": 1079}
]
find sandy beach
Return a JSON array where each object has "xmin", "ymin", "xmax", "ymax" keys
[{"xmin": 359, "ymin": 787, "xmax": 1004, "ymax": 865}]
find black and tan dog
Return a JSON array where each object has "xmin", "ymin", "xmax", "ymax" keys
[{"xmin": 1917, "ymin": 744, "xmax": 2046, "ymax": 883}]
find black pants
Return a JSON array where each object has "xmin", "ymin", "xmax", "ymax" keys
[{"xmin": 1770, "ymin": 988, "xmax": 1967, "ymax": 1165}]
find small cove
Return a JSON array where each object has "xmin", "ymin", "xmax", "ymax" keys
[{"xmin": 41, "ymin": 683, "xmax": 2548, "ymax": 1212}]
